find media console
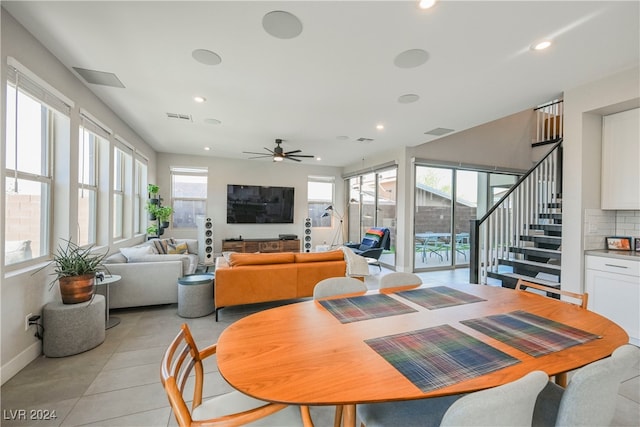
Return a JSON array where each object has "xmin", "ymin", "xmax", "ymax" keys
[{"xmin": 222, "ymin": 238, "xmax": 300, "ymax": 253}]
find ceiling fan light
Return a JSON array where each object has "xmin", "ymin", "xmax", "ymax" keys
[{"xmin": 273, "ymin": 155, "xmax": 284, "ymax": 162}]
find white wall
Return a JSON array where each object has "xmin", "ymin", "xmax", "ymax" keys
[
  {"xmin": 156, "ymin": 153, "xmax": 343, "ymax": 255},
  {"xmin": 562, "ymin": 66, "xmax": 640, "ymax": 295},
  {"xmin": 1, "ymin": 8, "xmax": 157, "ymax": 384}
]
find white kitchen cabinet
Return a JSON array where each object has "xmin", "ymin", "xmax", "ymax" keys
[
  {"xmin": 585, "ymin": 254, "xmax": 639, "ymax": 345},
  {"xmin": 601, "ymin": 108, "xmax": 640, "ymax": 209}
]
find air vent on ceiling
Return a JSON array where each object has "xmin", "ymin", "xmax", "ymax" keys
[
  {"xmin": 72, "ymin": 67, "xmax": 125, "ymax": 88},
  {"xmin": 355, "ymin": 137, "xmax": 374, "ymax": 143},
  {"xmin": 166, "ymin": 112, "xmax": 193, "ymax": 122},
  {"xmin": 424, "ymin": 127, "xmax": 455, "ymax": 136}
]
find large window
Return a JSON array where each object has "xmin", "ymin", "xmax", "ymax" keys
[
  {"xmin": 134, "ymin": 157, "xmax": 148, "ymax": 235},
  {"xmin": 170, "ymin": 167, "xmax": 208, "ymax": 228},
  {"xmin": 307, "ymin": 176, "xmax": 334, "ymax": 227},
  {"xmin": 4, "ymin": 64, "xmax": 71, "ymax": 266},
  {"xmin": 77, "ymin": 123, "xmax": 104, "ymax": 246},
  {"xmin": 113, "ymin": 144, "xmax": 132, "ymax": 240}
]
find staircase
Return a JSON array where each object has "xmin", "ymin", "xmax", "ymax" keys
[{"xmin": 470, "ymin": 100, "xmax": 564, "ymax": 289}]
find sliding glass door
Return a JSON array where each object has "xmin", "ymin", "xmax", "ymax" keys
[
  {"xmin": 347, "ymin": 167, "xmax": 397, "ymax": 268},
  {"xmin": 414, "ymin": 164, "xmax": 520, "ymax": 271}
]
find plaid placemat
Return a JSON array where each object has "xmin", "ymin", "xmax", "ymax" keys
[
  {"xmin": 318, "ymin": 293, "xmax": 418, "ymax": 323},
  {"xmin": 396, "ymin": 286, "xmax": 486, "ymax": 309},
  {"xmin": 365, "ymin": 324, "xmax": 520, "ymax": 393},
  {"xmin": 460, "ymin": 310, "xmax": 600, "ymax": 357}
]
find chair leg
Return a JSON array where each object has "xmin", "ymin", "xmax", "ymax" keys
[
  {"xmin": 301, "ymin": 405, "xmax": 314, "ymax": 427},
  {"xmin": 334, "ymin": 405, "xmax": 343, "ymax": 427}
]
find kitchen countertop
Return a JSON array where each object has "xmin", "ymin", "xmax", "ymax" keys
[{"xmin": 585, "ymin": 249, "xmax": 640, "ymax": 261}]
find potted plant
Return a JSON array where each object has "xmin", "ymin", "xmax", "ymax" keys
[
  {"xmin": 156, "ymin": 205, "xmax": 174, "ymax": 228},
  {"xmin": 148, "ymin": 183, "xmax": 159, "ymax": 202},
  {"xmin": 46, "ymin": 239, "xmax": 109, "ymax": 304},
  {"xmin": 146, "ymin": 203, "xmax": 160, "ymax": 220}
]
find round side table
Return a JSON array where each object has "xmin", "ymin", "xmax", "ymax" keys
[
  {"xmin": 178, "ymin": 273, "xmax": 214, "ymax": 318},
  {"xmin": 95, "ymin": 274, "xmax": 122, "ymax": 329}
]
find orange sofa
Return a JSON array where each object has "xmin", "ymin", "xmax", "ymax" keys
[{"xmin": 214, "ymin": 250, "xmax": 348, "ymax": 320}]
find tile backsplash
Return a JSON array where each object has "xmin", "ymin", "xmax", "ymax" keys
[{"xmin": 584, "ymin": 209, "xmax": 640, "ymax": 250}]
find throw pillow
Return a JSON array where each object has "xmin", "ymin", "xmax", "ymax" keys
[
  {"xmin": 167, "ymin": 242, "xmax": 188, "ymax": 255},
  {"xmin": 120, "ymin": 245, "xmax": 154, "ymax": 261},
  {"xmin": 222, "ymin": 251, "xmax": 236, "ymax": 263},
  {"xmin": 150, "ymin": 238, "xmax": 174, "ymax": 254}
]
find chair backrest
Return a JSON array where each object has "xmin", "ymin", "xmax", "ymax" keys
[
  {"xmin": 313, "ymin": 277, "xmax": 367, "ymax": 299},
  {"xmin": 554, "ymin": 344, "xmax": 639, "ymax": 426},
  {"xmin": 516, "ymin": 279, "xmax": 588, "ymax": 309},
  {"xmin": 441, "ymin": 370, "xmax": 548, "ymax": 427},
  {"xmin": 359, "ymin": 227, "xmax": 390, "ymax": 251},
  {"xmin": 160, "ymin": 324, "xmax": 207, "ymax": 426},
  {"xmin": 379, "ymin": 272, "xmax": 422, "ymax": 291}
]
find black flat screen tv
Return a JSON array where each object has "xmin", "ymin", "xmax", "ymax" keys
[{"xmin": 227, "ymin": 184, "xmax": 295, "ymax": 224}]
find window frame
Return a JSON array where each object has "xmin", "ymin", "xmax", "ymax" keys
[{"xmin": 307, "ymin": 176, "xmax": 334, "ymax": 227}]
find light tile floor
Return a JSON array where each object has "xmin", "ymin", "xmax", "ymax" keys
[{"xmin": 2, "ymin": 267, "xmax": 638, "ymax": 426}]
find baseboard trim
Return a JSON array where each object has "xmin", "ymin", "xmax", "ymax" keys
[{"xmin": 1, "ymin": 341, "xmax": 41, "ymax": 385}]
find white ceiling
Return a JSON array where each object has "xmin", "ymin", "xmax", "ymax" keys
[{"xmin": 4, "ymin": 1, "xmax": 639, "ymax": 167}]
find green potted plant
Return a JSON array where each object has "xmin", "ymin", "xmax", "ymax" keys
[
  {"xmin": 156, "ymin": 206, "xmax": 174, "ymax": 228},
  {"xmin": 44, "ymin": 239, "xmax": 109, "ymax": 304},
  {"xmin": 148, "ymin": 183, "xmax": 159, "ymax": 201},
  {"xmin": 146, "ymin": 203, "xmax": 160, "ymax": 220}
]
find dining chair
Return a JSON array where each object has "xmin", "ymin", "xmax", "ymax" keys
[
  {"xmin": 161, "ymin": 323, "xmax": 314, "ymax": 427},
  {"xmin": 532, "ymin": 344, "xmax": 639, "ymax": 427},
  {"xmin": 515, "ymin": 279, "xmax": 588, "ymax": 309},
  {"xmin": 357, "ymin": 370, "xmax": 548, "ymax": 427},
  {"xmin": 312, "ymin": 277, "xmax": 367, "ymax": 300},
  {"xmin": 378, "ymin": 272, "xmax": 422, "ymax": 292}
]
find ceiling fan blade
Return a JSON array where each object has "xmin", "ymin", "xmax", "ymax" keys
[
  {"xmin": 288, "ymin": 154, "xmax": 315, "ymax": 158},
  {"xmin": 247, "ymin": 155, "xmax": 273, "ymax": 159},
  {"xmin": 264, "ymin": 147, "xmax": 275, "ymax": 154},
  {"xmin": 243, "ymin": 151, "xmax": 271, "ymax": 155},
  {"xmin": 284, "ymin": 149, "xmax": 301, "ymax": 155},
  {"xmin": 285, "ymin": 156, "xmax": 302, "ymax": 162}
]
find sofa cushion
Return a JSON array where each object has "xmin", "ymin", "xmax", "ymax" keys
[
  {"xmin": 228, "ymin": 252, "xmax": 295, "ymax": 267},
  {"xmin": 294, "ymin": 250, "xmax": 344, "ymax": 263},
  {"xmin": 120, "ymin": 245, "xmax": 155, "ymax": 261}
]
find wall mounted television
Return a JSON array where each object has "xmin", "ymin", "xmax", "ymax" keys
[{"xmin": 227, "ymin": 184, "xmax": 295, "ymax": 224}]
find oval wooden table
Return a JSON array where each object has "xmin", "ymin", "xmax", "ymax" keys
[{"xmin": 216, "ymin": 283, "xmax": 628, "ymax": 427}]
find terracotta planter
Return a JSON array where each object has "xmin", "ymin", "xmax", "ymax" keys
[{"xmin": 59, "ymin": 274, "xmax": 96, "ymax": 304}]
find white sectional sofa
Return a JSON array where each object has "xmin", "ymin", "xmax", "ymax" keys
[{"xmin": 102, "ymin": 238, "xmax": 199, "ymax": 309}]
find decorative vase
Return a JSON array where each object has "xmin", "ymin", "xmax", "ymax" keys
[{"xmin": 59, "ymin": 274, "xmax": 95, "ymax": 304}]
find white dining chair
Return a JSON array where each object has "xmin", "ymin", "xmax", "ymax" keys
[
  {"xmin": 532, "ymin": 344, "xmax": 639, "ymax": 427},
  {"xmin": 378, "ymin": 272, "xmax": 422, "ymax": 291},
  {"xmin": 312, "ymin": 277, "xmax": 367, "ymax": 300},
  {"xmin": 357, "ymin": 370, "xmax": 548, "ymax": 427}
]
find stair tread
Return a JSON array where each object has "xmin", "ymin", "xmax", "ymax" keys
[
  {"xmin": 500, "ymin": 258, "xmax": 561, "ymax": 271},
  {"xmin": 520, "ymin": 235, "xmax": 562, "ymax": 241},
  {"xmin": 511, "ymin": 247, "xmax": 561, "ymax": 254}
]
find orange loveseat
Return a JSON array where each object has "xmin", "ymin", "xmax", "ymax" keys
[{"xmin": 214, "ymin": 250, "xmax": 348, "ymax": 320}]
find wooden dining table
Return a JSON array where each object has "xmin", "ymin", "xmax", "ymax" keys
[{"xmin": 216, "ymin": 283, "xmax": 628, "ymax": 427}]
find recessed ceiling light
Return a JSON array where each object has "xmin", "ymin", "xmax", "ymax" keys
[
  {"xmin": 192, "ymin": 49, "xmax": 222, "ymax": 66},
  {"xmin": 418, "ymin": 0, "xmax": 437, "ymax": 9},
  {"xmin": 398, "ymin": 94, "xmax": 420, "ymax": 104},
  {"xmin": 316, "ymin": 157, "xmax": 322, "ymax": 161},
  {"xmin": 394, "ymin": 49, "xmax": 430, "ymax": 69},
  {"xmin": 204, "ymin": 147, "xmax": 211, "ymax": 151},
  {"xmin": 194, "ymin": 96, "xmax": 206, "ymax": 103},
  {"xmin": 204, "ymin": 118, "xmax": 221, "ymax": 125},
  {"xmin": 531, "ymin": 40, "xmax": 552, "ymax": 51},
  {"xmin": 376, "ymin": 124, "xmax": 385, "ymax": 130},
  {"xmin": 263, "ymin": 11, "xmax": 303, "ymax": 39}
]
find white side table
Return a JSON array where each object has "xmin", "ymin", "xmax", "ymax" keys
[{"xmin": 96, "ymin": 274, "xmax": 122, "ymax": 329}]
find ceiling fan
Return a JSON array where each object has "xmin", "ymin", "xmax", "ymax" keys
[{"xmin": 243, "ymin": 139, "xmax": 315, "ymax": 162}]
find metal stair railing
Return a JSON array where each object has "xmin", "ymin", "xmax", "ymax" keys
[{"xmin": 470, "ymin": 140, "xmax": 563, "ymax": 284}]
